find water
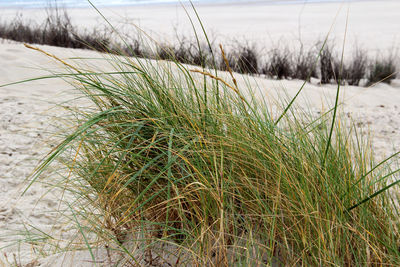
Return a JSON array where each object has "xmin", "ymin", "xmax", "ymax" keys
[{"xmin": 0, "ymin": 0, "xmax": 355, "ymax": 8}]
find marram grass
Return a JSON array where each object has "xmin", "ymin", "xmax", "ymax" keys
[{"xmin": 18, "ymin": 31, "xmax": 400, "ymax": 266}]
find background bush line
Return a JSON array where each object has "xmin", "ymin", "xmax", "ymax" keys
[{"xmin": 0, "ymin": 9, "xmax": 398, "ymax": 86}]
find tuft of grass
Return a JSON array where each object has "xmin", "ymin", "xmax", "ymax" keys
[
  {"xmin": 293, "ymin": 48, "xmax": 318, "ymax": 81},
  {"xmin": 343, "ymin": 47, "xmax": 368, "ymax": 86},
  {"xmin": 262, "ymin": 47, "xmax": 293, "ymax": 79},
  {"xmin": 219, "ymin": 43, "xmax": 259, "ymax": 75},
  {"xmin": 320, "ymin": 45, "xmax": 336, "ymax": 84},
  {"xmin": 157, "ymin": 38, "xmax": 213, "ymax": 68},
  {"xmin": 234, "ymin": 45, "xmax": 259, "ymax": 74},
  {"xmin": 21, "ymin": 29, "xmax": 400, "ymax": 265},
  {"xmin": 368, "ymin": 55, "xmax": 397, "ymax": 85}
]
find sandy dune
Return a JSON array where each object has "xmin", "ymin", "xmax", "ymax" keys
[
  {"xmin": 0, "ymin": 42, "xmax": 399, "ymax": 265},
  {"xmin": 0, "ymin": 43, "xmax": 111, "ymax": 266},
  {"xmin": 0, "ymin": 1, "xmax": 399, "ymax": 265}
]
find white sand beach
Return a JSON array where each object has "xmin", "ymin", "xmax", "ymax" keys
[{"xmin": 0, "ymin": 0, "xmax": 399, "ymax": 265}]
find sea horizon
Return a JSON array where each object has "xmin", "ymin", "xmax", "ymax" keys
[{"xmin": 0, "ymin": 0, "xmax": 367, "ymax": 8}]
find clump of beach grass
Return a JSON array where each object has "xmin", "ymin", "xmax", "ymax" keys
[
  {"xmin": 23, "ymin": 47, "xmax": 400, "ymax": 266},
  {"xmin": 262, "ymin": 47, "xmax": 293, "ymax": 79},
  {"xmin": 343, "ymin": 47, "xmax": 368, "ymax": 86},
  {"xmin": 15, "ymin": 7, "xmax": 400, "ymax": 266},
  {"xmin": 368, "ymin": 54, "xmax": 398, "ymax": 85},
  {"xmin": 293, "ymin": 47, "xmax": 318, "ymax": 82},
  {"xmin": 319, "ymin": 44, "xmax": 336, "ymax": 84},
  {"xmin": 220, "ymin": 43, "xmax": 259, "ymax": 75}
]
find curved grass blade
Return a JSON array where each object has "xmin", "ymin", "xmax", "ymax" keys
[
  {"xmin": 24, "ymin": 107, "xmax": 122, "ymax": 195},
  {"xmin": 348, "ymin": 177, "xmax": 400, "ymax": 211}
]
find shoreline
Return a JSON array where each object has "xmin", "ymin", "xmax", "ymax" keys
[{"xmin": 0, "ymin": 0, "xmax": 382, "ymax": 9}]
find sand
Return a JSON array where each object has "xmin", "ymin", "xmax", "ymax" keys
[{"xmin": 0, "ymin": 1, "xmax": 399, "ymax": 265}]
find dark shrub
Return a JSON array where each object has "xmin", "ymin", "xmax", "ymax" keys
[
  {"xmin": 344, "ymin": 49, "xmax": 368, "ymax": 86},
  {"xmin": 331, "ymin": 48, "xmax": 368, "ymax": 86},
  {"xmin": 0, "ymin": 8, "xmax": 112, "ymax": 53},
  {"xmin": 0, "ymin": 14, "xmax": 42, "ymax": 44},
  {"xmin": 320, "ymin": 45, "xmax": 368, "ymax": 86},
  {"xmin": 156, "ymin": 44, "xmax": 175, "ymax": 60},
  {"xmin": 188, "ymin": 46, "xmax": 212, "ymax": 67},
  {"xmin": 236, "ymin": 46, "xmax": 258, "ymax": 74},
  {"xmin": 367, "ymin": 55, "xmax": 397, "ymax": 85},
  {"xmin": 117, "ymin": 39, "xmax": 143, "ymax": 57},
  {"xmin": 72, "ymin": 29, "xmax": 112, "ymax": 52},
  {"xmin": 220, "ymin": 44, "xmax": 258, "ymax": 74},
  {"xmin": 178, "ymin": 42, "xmax": 212, "ymax": 67},
  {"xmin": 333, "ymin": 59, "xmax": 346, "ymax": 85},
  {"xmin": 156, "ymin": 39, "xmax": 213, "ymax": 68},
  {"xmin": 172, "ymin": 41, "xmax": 190, "ymax": 64},
  {"xmin": 293, "ymin": 49, "xmax": 317, "ymax": 81},
  {"xmin": 41, "ymin": 8, "xmax": 74, "ymax": 47},
  {"xmin": 320, "ymin": 46, "xmax": 336, "ymax": 84},
  {"xmin": 262, "ymin": 48, "xmax": 293, "ymax": 79},
  {"xmin": 219, "ymin": 49, "xmax": 235, "ymax": 72}
]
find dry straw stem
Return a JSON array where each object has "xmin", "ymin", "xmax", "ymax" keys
[
  {"xmin": 190, "ymin": 68, "xmax": 245, "ymax": 103},
  {"xmin": 24, "ymin": 43, "xmax": 79, "ymax": 72},
  {"xmin": 219, "ymin": 44, "xmax": 238, "ymax": 88}
]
